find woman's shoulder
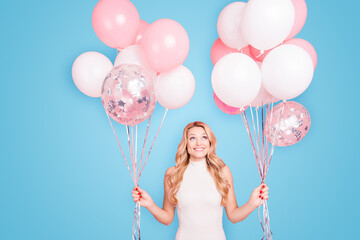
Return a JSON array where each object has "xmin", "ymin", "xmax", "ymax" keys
[
  {"xmin": 165, "ymin": 166, "xmax": 176, "ymax": 176},
  {"xmin": 221, "ymin": 164, "xmax": 232, "ymax": 177}
]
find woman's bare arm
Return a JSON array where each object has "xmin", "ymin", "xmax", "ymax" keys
[
  {"xmin": 222, "ymin": 165, "xmax": 269, "ymax": 223},
  {"xmin": 131, "ymin": 167, "xmax": 176, "ymax": 225}
]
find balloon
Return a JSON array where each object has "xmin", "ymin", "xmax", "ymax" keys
[
  {"xmin": 210, "ymin": 38, "xmax": 251, "ymax": 65},
  {"xmin": 212, "ymin": 53, "xmax": 261, "ymax": 108},
  {"xmin": 265, "ymin": 101, "xmax": 311, "ymax": 146},
  {"xmin": 241, "ymin": 0, "xmax": 295, "ymax": 50},
  {"xmin": 213, "ymin": 92, "xmax": 247, "ymax": 115},
  {"xmin": 251, "ymin": 84, "xmax": 280, "ymax": 107},
  {"xmin": 249, "ymin": 45, "xmax": 275, "ymax": 62},
  {"xmin": 156, "ymin": 65, "xmax": 195, "ymax": 109},
  {"xmin": 141, "ymin": 19, "xmax": 190, "ymax": 73},
  {"xmin": 286, "ymin": 0, "xmax": 307, "ymax": 40},
  {"xmin": 261, "ymin": 44, "xmax": 313, "ymax": 100},
  {"xmin": 283, "ymin": 38, "xmax": 317, "ymax": 69},
  {"xmin": 133, "ymin": 20, "xmax": 150, "ymax": 45},
  {"xmin": 101, "ymin": 64, "xmax": 156, "ymax": 126},
  {"xmin": 92, "ymin": 0, "xmax": 140, "ymax": 49},
  {"xmin": 114, "ymin": 45, "xmax": 153, "ymax": 72},
  {"xmin": 217, "ymin": 2, "xmax": 248, "ymax": 49},
  {"xmin": 72, "ymin": 51, "xmax": 113, "ymax": 98}
]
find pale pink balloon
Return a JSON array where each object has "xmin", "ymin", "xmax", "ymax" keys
[
  {"xmin": 92, "ymin": 0, "xmax": 140, "ymax": 49},
  {"xmin": 114, "ymin": 45, "xmax": 153, "ymax": 72},
  {"xmin": 261, "ymin": 44, "xmax": 314, "ymax": 100},
  {"xmin": 212, "ymin": 53, "xmax": 261, "ymax": 108},
  {"xmin": 265, "ymin": 101, "xmax": 311, "ymax": 147},
  {"xmin": 249, "ymin": 45, "xmax": 275, "ymax": 62},
  {"xmin": 156, "ymin": 65, "xmax": 195, "ymax": 109},
  {"xmin": 213, "ymin": 92, "xmax": 247, "ymax": 115},
  {"xmin": 286, "ymin": 0, "xmax": 307, "ymax": 40},
  {"xmin": 72, "ymin": 51, "xmax": 113, "ymax": 98},
  {"xmin": 217, "ymin": 2, "xmax": 248, "ymax": 49},
  {"xmin": 283, "ymin": 38, "xmax": 317, "ymax": 69},
  {"xmin": 133, "ymin": 20, "xmax": 150, "ymax": 45},
  {"xmin": 241, "ymin": 0, "xmax": 295, "ymax": 50},
  {"xmin": 141, "ymin": 19, "xmax": 190, "ymax": 73},
  {"xmin": 211, "ymin": 38, "xmax": 251, "ymax": 65},
  {"xmin": 101, "ymin": 64, "xmax": 156, "ymax": 126},
  {"xmin": 251, "ymin": 84, "xmax": 280, "ymax": 107}
]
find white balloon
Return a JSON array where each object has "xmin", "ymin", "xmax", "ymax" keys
[
  {"xmin": 251, "ymin": 84, "xmax": 280, "ymax": 107},
  {"xmin": 114, "ymin": 45, "xmax": 153, "ymax": 72},
  {"xmin": 241, "ymin": 0, "xmax": 295, "ymax": 50},
  {"xmin": 217, "ymin": 2, "xmax": 248, "ymax": 49},
  {"xmin": 72, "ymin": 51, "xmax": 113, "ymax": 98},
  {"xmin": 211, "ymin": 53, "xmax": 261, "ymax": 108},
  {"xmin": 156, "ymin": 65, "xmax": 195, "ymax": 109},
  {"xmin": 261, "ymin": 44, "xmax": 314, "ymax": 100}
]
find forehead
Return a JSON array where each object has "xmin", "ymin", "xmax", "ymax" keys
[{"xmin": 188, "ymin": 126, "xmax": 207, "ymax": 136}]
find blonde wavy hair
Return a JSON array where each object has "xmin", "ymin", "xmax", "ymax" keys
[{"xmin": 168, "ymin": 121, "xmax": 230, "ymax": 206}]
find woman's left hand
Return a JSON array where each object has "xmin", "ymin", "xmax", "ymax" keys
[{"xmin": 248, "ymin": 183, "xmax": 269, "ymax": 208}]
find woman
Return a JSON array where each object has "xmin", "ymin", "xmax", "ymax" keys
[{"xmin": 131, "ymin": 121, "xmax": 269, "ymax": 240}]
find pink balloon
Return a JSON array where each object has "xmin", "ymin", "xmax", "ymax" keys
[
  {"xmin": 101, "ymin": 64, "xmax": 156, "ymax": 126},
  {"xmin": 141, "ymin": 19, "xmax": 190, "ymax": 73},
  {"xmin": 283, "ymin": 38, "xmax": 317, "ymax": 69},
  {"xmin": 286, "ymin": 0, "xmax": 307, "ymax": 40},
  {"xmin": 265, "ymin": 101, "xmax": 311, "ymax": 147},
  {"xmin": 211, "ymin": 38, "xmax": 251, "ymax": 65},
  {"xmin": 213, "ymin": 92, "xmax": 247, "ymax": 115},
  {"xmin": 249, "ymin": 45, "xmax": 276, "ymax": 62},
  {"xmin": 92, "ymin": 0, "xmax": 140, "ymax": 49},
  {"xmin": 133, "ymin": 20, "xmax": 150, "ymax": 45}
]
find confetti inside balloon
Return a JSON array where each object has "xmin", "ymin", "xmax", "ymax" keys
[
  {"xmin": 101, "ymin": 64, "xmax": 156, "ymax": 126},
  {"xmin": 265, "ymin": 101, "xmax": 311, "ymax": 147}
]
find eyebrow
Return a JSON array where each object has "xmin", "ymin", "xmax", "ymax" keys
[{"xmin": 188, "ymin": 133, "xmax": 207, "ymax": 137}]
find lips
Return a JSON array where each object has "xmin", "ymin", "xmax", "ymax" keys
[{"xmin": 194, "ymin": 147, "xmax": 205, "ymax": 151}]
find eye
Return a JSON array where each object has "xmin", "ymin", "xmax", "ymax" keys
[
  {"xmin": 202, "ymin": 136, "xmax": 208, "ymax": 140},
  {"xmin": 189, "ymin": 137, "xmax": 195, "ymax": 141}
]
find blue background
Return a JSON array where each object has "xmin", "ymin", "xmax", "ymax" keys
[{"xmin": 1, "ymin": 0, "xmax": 358, "ymax": 239}]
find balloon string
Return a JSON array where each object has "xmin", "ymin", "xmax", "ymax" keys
[
  {"xmin": 132, "ymin": 201, "xmax": 141, "ymax": 240},
  {"xmin": 255, "ymin": 49, "xmax": 265, "ymax": 58},
  {"xmin": 126, "ymin": 126, "xmax": 136, "ymax": 185},
  {"xmin": 139, "ymin": 108, "xmax": 168, "ymax": 178},
  {"xmin": 106, "ymin": 113, "xmax": 135, "ymax": 185},
  {"xmin": 258, "ymin": 200, "xmax": 265, "ymax": 240},
  {"xmin": 138, "ymin": 114, "xmax": 152, "ymax": 180},
  {"xmin": 240, "ymin": 111, "xmax": 262, "ymax": 178},
  {"xmin": 264, "ymin": 102, "xmax": 284, "ymax": 180},
  {"xmin": 250, "ymin": 106, "xmax": 262, "ymax": 173},
  {"xmin": 135, "ymin": 125, "xmax": 138, "ymax": 184}
]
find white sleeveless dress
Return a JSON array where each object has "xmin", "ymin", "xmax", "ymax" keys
[{"xmin": 175, "ymin": 159, "xmax": 226, "ymax": 240}]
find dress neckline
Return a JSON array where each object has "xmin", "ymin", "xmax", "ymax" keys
[{"xmin": 189, "ymin": 158, "xmax": 207, "ymax": 167}]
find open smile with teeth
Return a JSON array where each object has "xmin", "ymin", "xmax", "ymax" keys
[{"xmin": 194, "ymin": 148, "xmax": 205, "ymax": 151}]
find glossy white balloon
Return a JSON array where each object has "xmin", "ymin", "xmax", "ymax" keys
[
  {"xmin": 217, "ymin": 2, "xmax": 248, "ymax": 49},
  {"xmin": 212, "ymin": 53, "xmax": 261, "ymax": 108},
  {"xmin": 241, "ymin": 0, "xmax": 295, "ymax": 50},
  {"xmin": 114, "ymin": 45, "xmax": 153, "ymax": 72},
  {"xmin": 72, "ymin": 51, "xmax": 113, "ymax": 97},
  {"xmin": 261, "ymin": 44, "xmax": 314, "ymax": 100},
  {"xmin": 156, "ymin": 65, "xmax": 195, "ymax": 109}
]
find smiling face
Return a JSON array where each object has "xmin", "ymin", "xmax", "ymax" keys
[{"xmin": 186, "ymin": 126, "xmax": 210, "ymax": 161}]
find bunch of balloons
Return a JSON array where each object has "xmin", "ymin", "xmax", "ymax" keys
[
  {"xmin": 72, "ymin": 0, "xmax": 195, "ymax": 112},
  {"xmin": 210, "ymin": 0, "xmax": 315, "ymax": 239},
  {"xmin": 71, "ymin": 1, "xmax": 195, "ymax": 239}
]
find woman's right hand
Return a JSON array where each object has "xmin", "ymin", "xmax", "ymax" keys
[{"xmin": 131, "ymin": 186, "xmax": 154, "ymax": 209}]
